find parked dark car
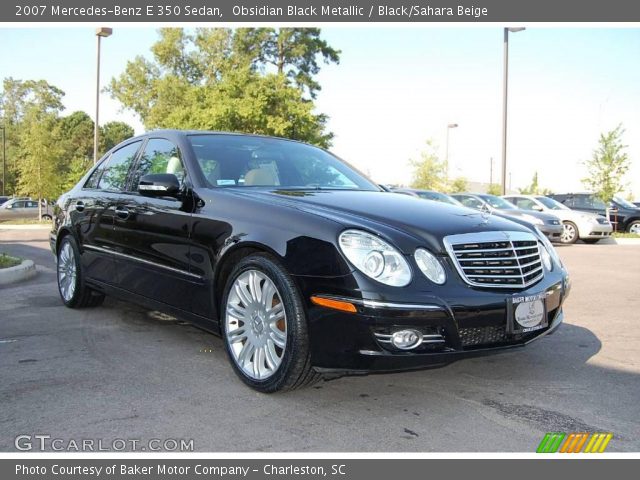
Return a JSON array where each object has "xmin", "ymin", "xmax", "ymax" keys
[
  {"xmin": 51, "ymin": 131, "xmax": 570, "ymax": 392},
  {"xmin": 0, "ymin": 196, "xmax": 9, "ymax": 206},
  {"xmin": 392, "ymin": 188, "xmax": 464, "ymax": 207},
  {"xmin": 548, "ymin": 193, "xmax": 640, "ymax": 234},
  {"xmin": 451, "ymin": 193, "xmax": 564, "ymax": 242}
]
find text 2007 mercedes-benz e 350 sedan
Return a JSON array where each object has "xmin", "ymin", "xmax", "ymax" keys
[{"xmin": 51, "ymin": 130, "xmax": 570, "ymax": 392}]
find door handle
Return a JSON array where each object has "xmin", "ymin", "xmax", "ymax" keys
[
  {"xmin": 115, "ymin": 206, "xmax": 130, "ymax": 219},
  {"xmin": 75, "ymin": 201, "xmax": 85, "ymax": 212}
]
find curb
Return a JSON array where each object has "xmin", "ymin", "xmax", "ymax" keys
[
  {"xmin": 0, "ymin": 259, "xmax": 37, "ymax": 286},
  {"xmin": 0, "ymin": 224, "xmax": 52, "ymax": 230},
  {"xmin": 612, "ymin": 237, "xmax": 640, "ymax": 245}
]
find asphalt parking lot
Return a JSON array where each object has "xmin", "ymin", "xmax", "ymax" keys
[{"xmin": 1, "ymin": 227, "xmax": 639, "ymax": 452}]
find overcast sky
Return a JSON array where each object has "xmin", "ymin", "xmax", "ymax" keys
[{"xmin": 1, "ymin": 27, "xmax": 638, "ymax": 198}]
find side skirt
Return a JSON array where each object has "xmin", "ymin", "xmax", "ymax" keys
[{"xmin": 86, "ymin": 279, "xmax": 221, "ymax": 336}]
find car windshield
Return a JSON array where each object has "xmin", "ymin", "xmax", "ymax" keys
[
  {"xmin": 613, "ymin": 196, "xmax": 638, "ymax": 209},
  {"xmin": 479, "ymin": 195, "xmax": 517, "ymax": 210},
  {"xmin": 417, "ymin": 191, "xmax": 461, "ymax": 206},
  {"xmin": 536, "ymin": 196, "xmax": 570, "ymax": 210},
  {"xmin": 188, "ymin": 134, "xmax": 378, "ymax": 191}
]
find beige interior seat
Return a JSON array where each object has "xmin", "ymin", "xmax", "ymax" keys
[{"xmin": 244, "ymin": 167, "xmax": 278, "ymax": 186}]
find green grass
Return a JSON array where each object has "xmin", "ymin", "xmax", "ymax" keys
[
  {"xmin": 0, "ymin": 253, "xmax": 21, "ymax": 269},
  {"xmin": 0, "ymin": 218, "xmax": 51, "ymax": 225},
  {"xmin": 612, "ymin": 232, "xmax": 640, "ymax": 239}
]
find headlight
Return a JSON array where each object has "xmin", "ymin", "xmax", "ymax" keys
[
  {"xmin": 338, "ymin": 230, "xmax": 411, "ymax": 287},
  {"xmin": 415, "ymin": 248, "xmax": 446, "ymax": 284},
  {"xmin": 539, "ymin": 234, "xmax": 562, "ymax": 270},
  {"xmin": 539, "ymin": 243, "xmax": 553, "ymax": 271},
  {"xmin": 522, "ymin": 214, "xmax": 544, "ymax": 225}
]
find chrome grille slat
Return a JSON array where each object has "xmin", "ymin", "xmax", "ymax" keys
[{"xmin": 444, "ymin": 231, "xmax": 544, "ymax": 289}]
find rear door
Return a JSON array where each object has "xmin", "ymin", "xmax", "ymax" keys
[
  {"xmin": 78, "ymin": 141, "xmax": 143, "ymax": 284},
  {"xmin": 112, "ymin": 137, "xmax": 196, "ymax": 311}
]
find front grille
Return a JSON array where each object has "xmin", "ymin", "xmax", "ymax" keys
[
  {"xmin": 444, "ymin": 231, "xmax": 544, "ymax": 289},
  {"xmin": 459, "ymin": 325, "xmax": 507, "ymax": 347}
]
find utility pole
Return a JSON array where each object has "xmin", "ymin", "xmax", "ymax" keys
[{"xmin": 489, "ymin": 156, "xmax": 493, "ymax": 185}]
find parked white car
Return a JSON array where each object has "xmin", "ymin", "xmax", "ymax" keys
[{"xmin": 503, "ymin": 194, "xmax": 612, "ymax": 244}]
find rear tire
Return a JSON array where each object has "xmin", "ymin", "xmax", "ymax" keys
[
  {"xmin": 57, "ymin": 236, "xmax": 105, "ymax": 308},
  {"xmin": 560, "ymin": 221, "xmax": 579, "ymax": 244},
  {"xmin": 220, "ymin": 253, "xmax": 320, "ymax": 393}
]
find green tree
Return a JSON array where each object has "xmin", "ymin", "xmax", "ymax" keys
[
  {"xmin": 57, "ymin": 111, "xmax": 94, "ymax": 191},
  {"xmin": 519, "ymin": 171, "xmax": 540, "ymax": 194},
  {"xmin": 0, "ymin": 78, "xmax": 64, "ymax": 194},
  {"xmin": 449, "ymin": 177, "xmax": 468, "ymax": 193},
  {"xmin": 108, "ymin": 28, "xmax": 339, "ymax": 148},
  {"xmin": 409, "ymin": 141, "xmax": 448, "ymax": 191},
  {"xmin": 582, "ymin": 124, "xmax": 630, "ymax": 216},
  {"xmin": 486, "ymin": 183, "xmax": 503, "ymax": 195},
  {"xmin": 100, "ymin": 121, "xmax": 135, "ymax": 156},
  {"xmin": 16, "ymin": 108, "xmax": 64, "ymax": 218}
]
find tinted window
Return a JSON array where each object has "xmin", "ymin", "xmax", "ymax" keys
[
  {"xmin": 25, "ymin": 201, "xmax": 38, "ymax": 208},
  {"xmin": 132, "ymin": 138, "xmax": 185, "ymax": 189},
  {"xmin": 85, "ymin": 160, "xmax": 107, "ymax": 189},
  {"xmin": 98, "ymin": 141, "xmax": 142, "ymax": 192},
  {"xmin": 509, "ymin": 197, "xmax": 538, "ymax": 210},
  {"xmin": 12, "ymin": 201, "xmax": 25, "ymax": 208},
  {"xmin": 572, "ymin": 195, "xmax": 605, "ymax": 210},
  {"xmin": 188, "ymin": 135, "xmax": 377, "ymax": 190},
  {"xmin": 456, "ymin": 195, "xmax": 483, "ymax": 209}
]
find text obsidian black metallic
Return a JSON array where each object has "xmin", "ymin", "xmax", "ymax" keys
[{"xmin": 50, "ymin": 131, "xmax": 570, "ymax": 392}]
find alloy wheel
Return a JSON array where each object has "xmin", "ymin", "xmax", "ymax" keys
[
  {"xmin": 57, "ymin": 242, "xmax": 77, "ymax": 302},
  {"xmin": 225, "ymin": 270, "xmax": 287, "ymax": 380},
  {"xmin": 629, "ymin": 223, "xmax": 640, "ymax": 234},
  {"xmin": 561, "ymin": 223, "xmax": 577, "ymax": 243}
]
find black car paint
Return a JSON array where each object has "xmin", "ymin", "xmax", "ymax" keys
[{"xmin": 51, "ymin": 131, "xmax": 568, "ymax": 373}]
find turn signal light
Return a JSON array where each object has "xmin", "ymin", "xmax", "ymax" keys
[{"xmin": 311, "ymin": 296, "xmax": 357, "ymax": 313}]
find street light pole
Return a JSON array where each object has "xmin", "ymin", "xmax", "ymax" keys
[
  {"xmin": 0, "ymin": 125, "xmax": 5, "ymax": 196},
  {"xmin": 445, "ymin": 123, "xmax": 458, "ymax": 179},
  {"xmin": 94, "ymin": 27, "xmax": 112, "ymax": 164},
  {"xmin": 501, "ymin": 27, "xmax": 525, "ymax": 195}
]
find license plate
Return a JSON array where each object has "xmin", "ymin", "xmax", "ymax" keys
[{"xmin": 509, "ymin": 292, "xmax": 548, "ymax": 334}]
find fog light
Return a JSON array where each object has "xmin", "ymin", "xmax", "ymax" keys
[{"xmin": 391, "ymin": 329, "xmax": 423, "ymax": 350}]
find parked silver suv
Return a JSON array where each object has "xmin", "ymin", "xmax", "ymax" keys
[{"xmin": 503, "ymin": 195, "xmax": 612, "ymax": 244}]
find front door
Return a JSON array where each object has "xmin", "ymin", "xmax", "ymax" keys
[{"xmin": 112, "ymin": 138, "xmax": 196, "ymax": 312}]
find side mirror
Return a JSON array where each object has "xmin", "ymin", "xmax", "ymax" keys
[
  {"xmin": 138, "ymin": 173, "xmax": 181, "ymax": 198},
  {"xmin": 532, "ymin": 204, "xmax": 543, "ymax": 212}
]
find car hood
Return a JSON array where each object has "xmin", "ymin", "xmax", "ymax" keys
[{"xmin": 230, "ymin": 189, "xmax": 534, "ymax": 254}]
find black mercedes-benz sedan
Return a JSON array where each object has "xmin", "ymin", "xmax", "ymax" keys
[{"xmin": 50, "ymin": 131, "xmax": 570, "ymax": 392}]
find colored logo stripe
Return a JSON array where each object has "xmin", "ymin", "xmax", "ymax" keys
[
  {"xmin": 537, "ymin": 432, "xmax": 613, "ymax": 453},
  {"xmin": 537, "ymin": 432, "xmax": 565, "ymax": 453},
  {"xmin": 584, "ymin": 433, "xmax": 613, "ymax": 453}
]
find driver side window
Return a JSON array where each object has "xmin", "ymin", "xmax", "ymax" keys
[{"xmin": 132, "ymin": 139, "xmax": 185, "ymax": 190}]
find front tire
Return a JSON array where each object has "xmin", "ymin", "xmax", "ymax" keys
[
  {"xmin": 627, "ymin": 220, "xmax": 640, "ymax": 234},
  {"xmin": 221, "ymin": 253, "xmax": 320, "ymax": 393},
  {"xmin": 561, "ymin": 221, "xmax": 579, "ymax": 244},
  {"xmin": 582, "ymin": 239, "xmax": 601, "ymax": 244},
  {"xmin": 57, "ymin": 236, "xmax": 105, "ymax": 308}
]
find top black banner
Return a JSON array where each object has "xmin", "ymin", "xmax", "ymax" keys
[{"xmin": 4, "ymin": 0, "xmax": 640, "ymax": 22}]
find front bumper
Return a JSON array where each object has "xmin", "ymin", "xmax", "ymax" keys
[
  {"xmin": 539, "ymin": 224, "xmax": 563, "ymax": 242},
  {"xmin": 298, "ymin": 273, "xmax": 568, "ymax": 374},
  {"xmin": 579, "ymin": 222, "xmax": 613, "ymax": 239}
]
